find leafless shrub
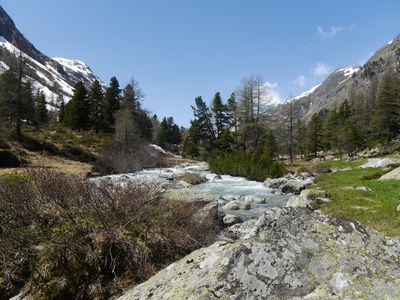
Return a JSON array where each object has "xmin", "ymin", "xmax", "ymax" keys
[
  {"xmin": 96, "ymin": 142, "xmax": 165, "ymax": 174},
  {"xmin": 0, "ymin": 169, "xmax": 217, "ymax": 299}
]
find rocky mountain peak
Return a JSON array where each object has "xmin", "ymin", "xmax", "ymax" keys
[
  {"xmin": 0, "ymin": 5, "xmax": 46, "ymax": 63},
  {"xmin": 0, "ymin": 5, "xmax": 102, "ymax": 107}
]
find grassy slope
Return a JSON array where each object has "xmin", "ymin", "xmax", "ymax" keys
[
  {"xmin": 0, "ymin": 125, "xmax": 112, "ymax": 176},
  {"xmin": 300, "ymin": 159, "xmax": 400, "ymax": 237}
]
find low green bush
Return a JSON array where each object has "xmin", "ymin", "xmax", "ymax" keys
[{"xmin": 208, "ymin": 150, "xmax": 285, "ymax": 181}]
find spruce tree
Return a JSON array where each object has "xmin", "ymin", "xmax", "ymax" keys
[
  {"xmin": 373, "ymin": 72, "xmax": 399, "ymax": 143},
  {"xmin": 191, "ymin": 96, "xmax": 216, "ymax": 144},
  {"xmin": 57, "ymin": 94, "xmax": 65, "ymax": 123},
  {"xmin": 34, "ymin": 90, "xmax": 48, "ymax": 125},
  {"xmin": 0, "ymin": 63, "xmax": 35, "ymax": 136},
  {"xmin": 306, "ymin": 113, "xmax": 323, "ymax": 157},
  {"xmin": 157, "ymin": 117, "xmax": 181, "ymax": 147},
  {"xmin": 227, "ymin": 92, "xmax": 238, "ymax": 131},
  {"xmin": 120, "ymin": 82, "xmax": 152, "ymax": 141},
  {"xmin": 182, "ymin": 119, "xmax": 201, "ymax": 158},
  {"xmin": 63, "ymin": 81, "xmax": 90, "ymax": 131},
  {"xmin": 211, "ymin": 92, "xmax": 229, "ymax": 136},
  {"xmin": 88, "ymin": 79, "xmax": 104, "ymax": 133},
  {"xmin": 100, "ymin": 76, "xmax": 121, "ymax": 132}
]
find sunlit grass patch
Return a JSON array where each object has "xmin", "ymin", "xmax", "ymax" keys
[{"xmin": 312, "ymin": 167, "xmax": 400, "ymax": 236}]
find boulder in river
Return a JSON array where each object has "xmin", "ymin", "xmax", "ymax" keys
[
  {"xmin": 221, "ymin": 200, "xmax": 251, "ymax": 211},
  {"xmin": 239, "ymin": 195, "xmax": 265, "ymax": 204},
  {"xmin": 118, "ymin": 207, "xmax": 400, "ymax": 300},
  {"xmin": 222, "ymin": 214, "xmax": 243, "ymax": 226},
  {"xmin": 285, "ymin": 195, "xmax": 310, "ymax": 207}
]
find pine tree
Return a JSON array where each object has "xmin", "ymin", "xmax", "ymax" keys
[
  {"xmin": 0, "ymin": 55, "xmax": 35, "ymax": 136},
  {"xmin": 34, "ymin": 90, "xmax": 48, "ymax": 125},
  {"xmin": 57, "ymin": 94, "xmax": 65, "ymax": 123},
  {"xmin": 307, "ymin": 113, "xmax": 323, "ymax": 157},
  {"xmin": 120, "ymin": 82, "xmax": 152, "ymax": 141},
  {"xmin": 182, "ymin": 119, "xmax": 201, "ymax": 158},
  {"xmin": 295, "ymin": 118, "xmax": 307, "ymax": 158},
  {"xmin": 63, "ymin": 81, "xmax": 90, "ymax": 131},
  {"xmin": 88, "ymin": 79, "xmax": 104, "ymax": 133},
  {"xmin": 100, "ymin": 76, "xmax": 121, "ymax": 132},
  {"xmin": 323, "ymin": 109, "xmax": 339, "ymax": 151},
  {"xmin": 211, "ymin": 92, "xmax": 229, "ymax": 136},
  {"xmin": 191, "ymin": 96, "xmax": 216, "ymax": 144},
  {"xmin": 373, "ymin": 72, "xmax": 399, "ymax": 143},
  {"xmin": 227, "ymin": 92, "xmax": 238, "ymax": 131},
  {"xmin": 157, "ymin": 117, "xmax": 182, "ymax": 147}
]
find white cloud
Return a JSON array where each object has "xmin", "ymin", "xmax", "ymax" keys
[
  {"xmin": 265, "ymin": 81, "xmax": 282, "ymax": 104},
  {"xmin": 317, "ymin": 26, "xmax": 343, "ymax": 38},
  {"xmin": 349, "ymin": 24, "xmax": 357, "ymax": 31},
  {"xmin": 316, "ymin": 24, "xmax": 357, "ymax": 38},
  {"xmin": 293, "ymin": 75, "xmax": 307, "ymax": 86},
  {"xmin": 312, "ymin": 62, "xmax": 332, "ymax": 76}
]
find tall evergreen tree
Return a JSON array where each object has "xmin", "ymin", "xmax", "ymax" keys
[
  {"xmin": 227, "ymin": 92, "xmax": 238, "ymax": 131},
  {"xmin": 211, "ymin": 92, "xmax": 229, "ymax": 136},
  {"xmin": 157, "ymin": 117, "xmax": 182, "ymax": 147},
  {"xmin": 0, "ymin": 56, "xmax": 35, "ymax": 136},
  {"xmin": 182, "ymin": 119, "xmax": 201, "ymax": 158},
  {"xmin": 373, "ymin": 72, "xmax": 399, "ymax": 143},
  {"xmin": 191, "ymin": 96, "xmax": 216, "ymax": 144},
  {"xmin": 88, "ymin": 79, "xmax": 104, "ymax": 133},
  {"xmin": 63, "ymin": 81, "xmax": 90, "ymax": 131},
  {"xmin": 34, "ymin": 90, "xmax": 48, "ymax": 125},
  {"xmin": 307, "ymin": 113, "xmax": 323, "ymax": 157},
  {"xmin": 57, "ymin": 94, "xmax": 65, "ymax": 123},
  {"xmin": 100, "ymin": 76, "xmax": 121, "ymax": 132},
  {"xmin": 120, "ymin": 82, "xmax": 152, "ymax": 141}
]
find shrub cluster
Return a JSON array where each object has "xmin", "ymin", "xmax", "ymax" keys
[
  {"xmin": 208, "ymin": 150, "xmax": 285, "ymax": 181},
  {"xmin": 0, "ymin": 169, "xmax": 217, "ymax": 299},
  {"xmin": 96, "ymin": 142, "xmax": 165, "ymax": 174}
]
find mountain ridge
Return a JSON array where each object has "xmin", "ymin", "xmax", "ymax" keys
[
  {"xmin": 283, "ymin": 34, "xmax": 400, "ymax": 121},
  {"xmin": 0, "ymin": 5, "xmax": 102, "ymax": 108}
]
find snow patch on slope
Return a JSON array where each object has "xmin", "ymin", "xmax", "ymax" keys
[
  {"xmin": 291, "ymin": 84, "xmax": 321, "ymax": 101},
  {"xmin": 337, "ymin": 66, "xmax": 360, "ymax": 84}
]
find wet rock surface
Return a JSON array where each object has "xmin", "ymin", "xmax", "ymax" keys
[{"xmin": 118, "ymin": 207, "xmax": 400, "ymax": 300}]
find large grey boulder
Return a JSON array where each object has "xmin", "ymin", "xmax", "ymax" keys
[
  {"xmin": 280, "ymin": 179, "xmax": 312, "ymax": 195},
  {"xmin": 285, "ymin": 195, "xmax": 310, "ymax": 207},
  {"xmin": 222, "ymin": 214, "xmax": 243, "ymax": 226},
  {"xmin": 118, "ymin": 208, "xmax": 400, "ymax": 300},
  {"xmin": 360, "ymin": 157, "xmax": 400, "ymax": 169},
  {"xmin": 379, "ymin": 167, "xmax": 400, "ymax": 180},
  {"xmin": 264, "ymin": 177, "xmax": 288, "ymax": 189},
  {"xmin": 221, "ymin": 200, "xmax": 251, "ymax": 211}
]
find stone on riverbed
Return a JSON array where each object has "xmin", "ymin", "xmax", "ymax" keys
[
  {"xmin": 222, "ymin": 214, "xmax": 243, "ymax": 226},
  {"xmin": 118, "ymin": 207, "xmax": 400, "ymax": 300},
  {"xmin": 221, "ymin": 200, "xmax": 251, "ymax": 211},
  {"xmin": 239, "ymin": 195, "xmax": 265, "ymax": 204},
  {"xmin": 285, "ymin": 195, "xmax": 310, "ymax": 207}
]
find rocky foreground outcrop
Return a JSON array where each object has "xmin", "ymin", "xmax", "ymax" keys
[{"xmin": 118, "ymin": 207, "xmax": 400, "ymax": 300}]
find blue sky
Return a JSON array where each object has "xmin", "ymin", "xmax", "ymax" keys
[{"xmin": 1, "ymin": 0, "xmax": 400, "ymax": 126}]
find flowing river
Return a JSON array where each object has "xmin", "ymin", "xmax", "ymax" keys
[{"xmin": 98, "ymin": 162, "xmax": 290, "ymax": 220}]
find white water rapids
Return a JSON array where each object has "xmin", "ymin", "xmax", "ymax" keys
[{"xmin": 97, "ymin": 162, "xmax": 290, "ymax": 219}]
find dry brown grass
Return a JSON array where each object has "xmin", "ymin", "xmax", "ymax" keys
[{"xmin": 0, "ymin": 169, "xmax": 217, "ymax": 299}]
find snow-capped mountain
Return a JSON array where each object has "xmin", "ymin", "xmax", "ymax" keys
[
  {"xmin": 0, "ymin": 5, "xmax": 102, "ymax": 108},
  {"xmin": 279, "ymin": 34, "xmax": 400, "ymax": 122}
]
